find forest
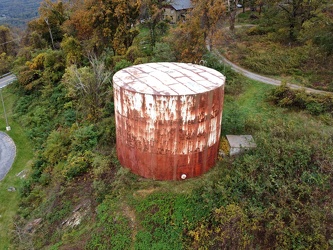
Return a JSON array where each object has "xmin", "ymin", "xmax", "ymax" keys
[
  {"xmin": 0, "ymin": 0, "xmax": 41, "ymax": 27},
  {"xmin": 0, "ymin": 0, "xmax": 332, "ymax": 249}
]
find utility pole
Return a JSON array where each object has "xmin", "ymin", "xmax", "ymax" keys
[{"xmin": 0, "ymin": 88, "xmax": 10, "ymax": 131}]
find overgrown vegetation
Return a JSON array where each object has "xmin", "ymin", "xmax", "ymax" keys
[
  {"xmin": 269, "ymin": 84, "xmax": 333, "ymax": 119},
  {"xmin": 221, "ymin": 5, "xmax": 333, "ymax": 91},
  {"xmin": 0, "ymin": 0, "xmax": 332, "ymax": 249}
]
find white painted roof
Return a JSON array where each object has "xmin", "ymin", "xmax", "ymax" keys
[{"xmin": 113, "ymin": 62, "xmax": 225, "ymax": 95}]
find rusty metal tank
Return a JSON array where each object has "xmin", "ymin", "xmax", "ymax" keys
[{"xmin": 113, "ymin": 62, "xmax": 225, "ymax": 180}]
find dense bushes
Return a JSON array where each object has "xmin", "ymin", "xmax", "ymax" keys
[
  {"xmin": 269, "ymin": 84, "xmax": 333, "ymax": 117},
  {"xmin": 240, "ymin": 43, "xmax": 309, "ymax": 75}
]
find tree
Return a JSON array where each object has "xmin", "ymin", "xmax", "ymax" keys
[
  {"xmin": 265, "ymin": 0, "xmax": 328, "ymax": 42},
  {"xmin": 167, "ymin": 18, "xmax": 206, "ymax": 63},
  {"xmin": 0, "ymin": 26, "xmax": 13, "ymax": 54},
  {"xmin": 189, "ymin": 0, "xmax": 226, "ymax": 50},
  {"xmin": 0, "ymin": 25, "xmax": 17, "ymax": 74},
  {"xmin": 84, "ymin": 0, "xmax": 141, "ymax": 55},
  {"xmin": 300, "ymin": 5, "xmax": 333, "ymax": 55},
  {"xmin": 140, "ymin": 0, "xmax": 164, "ymax": 47},
  {"xmin": 167, "ymin": 0, "xmax": 226, "ymax": 62},
  {"xmin": 62, "ymin": 55, "xmax": 112, "ymax": 121},
  {"xmin": 26, "ymin": 0, "xmax": 68, "ymax": 49},
  {"xmin": 60, "ymin": 35, "xmax": 84, "ymax": 66},
  {"xmin": 226, "ymin": 0, "xmax": 239, "ymax": 31}
]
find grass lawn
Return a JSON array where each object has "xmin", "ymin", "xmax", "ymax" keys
[{"xmin": 0, "ymin": 86, "xmax": 33, "ymax": 249}]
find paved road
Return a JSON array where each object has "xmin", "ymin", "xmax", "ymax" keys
[
  {"xmin": 213, "ymin": 48, "xmax": 333, "ymax": 96},
  {"xmin": 0, "ymin": 73, "xmax": 17, "ymax": 89},
  {"xmin": 0, "ymin": 132, "xmax": 16, "ymax": 181},
  {"xmin": 0, "ymin": 73, "xmax": 17, "ymax": 181}
]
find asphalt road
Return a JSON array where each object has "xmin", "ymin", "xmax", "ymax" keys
[
  {"xmin": 0, "ymin": 73, "xmax": 17, "ymax": 181},
  {"xmin": 0, "ymin": 73, "xmax": 17, "ymax": 89},
  {"xmin": 0, "ymin": 132, "xmax": 16, "ymax": 181},
  {"xmin": 213, "ymin": 48, "xmax": 332, "ymax": 96}
]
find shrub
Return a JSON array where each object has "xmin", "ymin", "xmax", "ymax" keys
[
  {"xmin": 70, "ymin": 124, "xmax": 99, "ymax": 152},
  {"xmin": 43, "ymin": 129, "xmax": 71, "ymax": 165},
  {"xmin": 114, "ymin": 59, "xmax": 132, "ymax": 72},
  {"xmin": 269, "ymin": 84, "xmax": 333, "ymax": 116},
  {"xmin": 246, "ymin": 26, "xmax": 270, "ymax": 36},
  {"xmin": 62, "ymin": 151, "xmax": 93, "ymax": 180}
]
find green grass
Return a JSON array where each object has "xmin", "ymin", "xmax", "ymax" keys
[
  {"xmin": 121, "ymin": 80, "xmax": 333, "ymax": 249},
  {"xmin": 0, "ymin": 86, "xmax": 33, "ymax": 249}
]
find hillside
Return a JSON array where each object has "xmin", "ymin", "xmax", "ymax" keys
[
  {"xmin": 1, "ymin": 0, "xmax": 333, "ymax": 249},
  {"xmin": 0, "ymin": 0, "xmax": 41, "ymax": 27}
]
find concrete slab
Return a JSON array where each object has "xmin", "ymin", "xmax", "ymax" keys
[{"xmin": 226, "ymin": 135, "xmax": 256, "ymax": 156}]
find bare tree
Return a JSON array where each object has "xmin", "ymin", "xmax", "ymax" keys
[{"xmin": 63, "ymin": 55, "xmax": 112, "ymax": 121}]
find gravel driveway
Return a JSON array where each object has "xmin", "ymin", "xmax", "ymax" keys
[{"xmin": 0, "ymin": 132, "xmax": 16, "ymax": 181}]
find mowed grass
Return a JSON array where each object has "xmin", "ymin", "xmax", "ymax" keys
[{"xmin": 0, "ymin": 86, "xmax": 33, "ymax": 249}]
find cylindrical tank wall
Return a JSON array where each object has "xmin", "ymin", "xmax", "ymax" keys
[{"xmin": 113, "ymin": 62, "xmax": 225, "ymax": 180}]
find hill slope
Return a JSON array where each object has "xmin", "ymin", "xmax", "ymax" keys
[{"xmin": 0, "ymin": 0, "xmax": 41, "ymax": 27}]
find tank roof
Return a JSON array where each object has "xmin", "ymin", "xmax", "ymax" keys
[{"xmin": 113, "ymin": 62, "xmax": 225, "ymax": 95}]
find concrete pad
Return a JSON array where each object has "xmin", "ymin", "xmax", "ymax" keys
[{"xmin": 226, "ymin": 135, "xmax": 256, "ymax": 156}]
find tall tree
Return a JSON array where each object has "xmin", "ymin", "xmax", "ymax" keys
[
  {"xmin": 0, "ymin": 26, "xmax": 18, "ymax": 74},
  {"xmin": 140, "ymin": 0, "xmax": 164, "ymax": 47},
  {"xmin": 300, "ymin": 5, "xmax": 333, "ymax": 55},
  {"xmin": 265, "ymin": 0, "xmax": 328, "ymax": 42},
  {"xmin": 167, "ymin": 18, "xmax": 206, "ymax": 63},
  {"xmin": 0, "ymin": 26, "xmax": 12, "ymax": 54},
  {"xmin": 86, "ymin": 0, "xmax": 141, "ymax": 55},
  {"xmin": 26, "ymin": 0, "xmax": 68, "ymax": 49},
  {"xmin": 168, "ymin": 0, "xmax": 226, "ymax": 61},
  {"xmin": 226, "ymin": 0, "xmax": 239, "ymax": 31}
]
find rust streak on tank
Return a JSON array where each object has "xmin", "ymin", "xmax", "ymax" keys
[{"xmin": 113, "ymin": 62, "xmax": 225, "ymax": 180}]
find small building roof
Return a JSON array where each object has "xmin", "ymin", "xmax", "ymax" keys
[{"xmin": 168, "ymin": 0, "xmax": 193, "ymax": 11}]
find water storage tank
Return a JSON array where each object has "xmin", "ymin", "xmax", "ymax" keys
[{"xmin": 113, "ymin": 62, "xmax": 225, "ymax": 180}]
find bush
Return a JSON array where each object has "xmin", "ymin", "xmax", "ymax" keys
[
  {"xmin": 246, "ymin": 26, "xmax": 271, "ymax": 36},
  {"xmin": 70, "ymin": 124, "xmax": 99, "ymax": 152},
  {"xmin": 269, "ymin": 84, "xmax": 333, "ymax": 116},
  {"xmin": 62, "ymin": 151, "xmax": 92, "ymax": 180},
  {"xmin": 114, "ymin": 59, "xmax": 132, "ymax": 72}
]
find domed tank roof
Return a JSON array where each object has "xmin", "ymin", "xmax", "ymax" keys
[{"xmin": 113, "ymin": 62, "xmax": 225, "ymax": 95}]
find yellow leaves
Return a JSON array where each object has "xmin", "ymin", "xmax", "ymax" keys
[
  {"xmin": 188, "ymin": 224, "xmax": 212, "ymax": 242},
  {"xmin": 27, "ymin": 53, "xmax": 46, "ymax": 70},
  {"xmin": 218, "ymin": 137, "xmax": 230, "ymax": 160},
  {"xmin": 187, "ymin": 204, "xmax": 251, "ymax": 249},
  {"xmin": 102, "ymin": 27, "xmax": 112, "ymax": 37}
]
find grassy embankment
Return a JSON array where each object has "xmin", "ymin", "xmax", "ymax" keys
[
  {"xmin": 83, "ymin": 74, "xmax": 333, "ymax": 249},
  {"xmin": 0, "ymin": 85, "xmax": 33, "ymax": 249}
]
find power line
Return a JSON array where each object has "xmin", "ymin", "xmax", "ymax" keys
[{"xmin": 0, "ymin": 38, "xmax": 20, "ymax": 46}]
